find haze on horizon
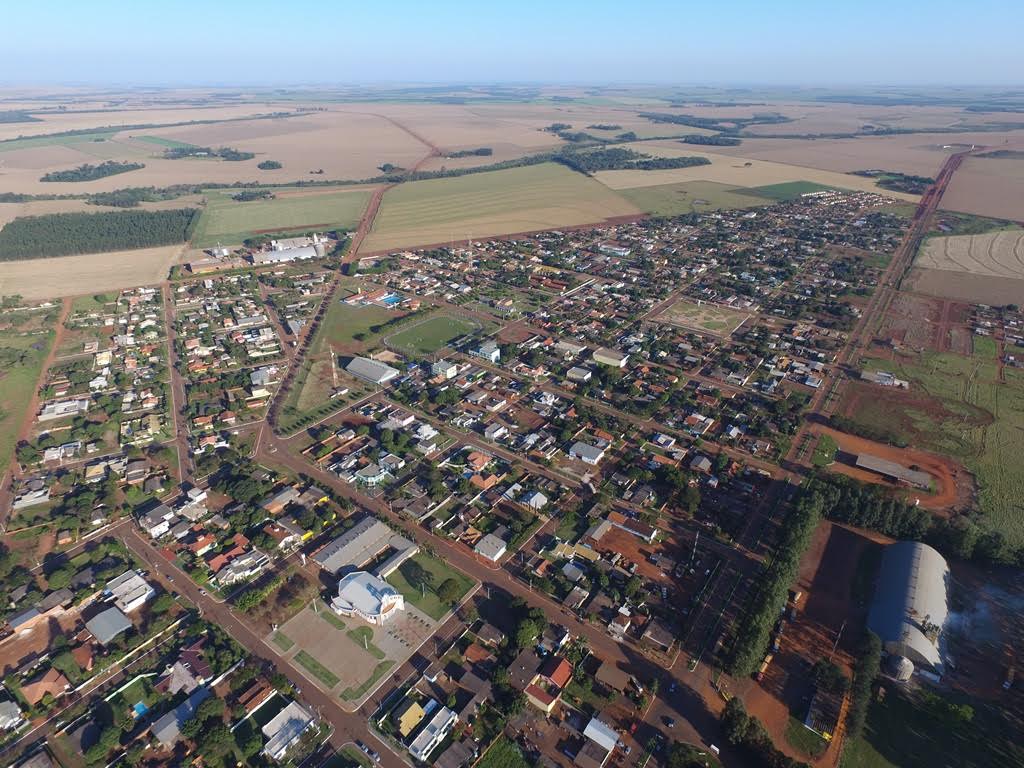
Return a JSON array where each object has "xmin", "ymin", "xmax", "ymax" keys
[{"xmin": 2, "ymin": 0, "xmax": 1022, "ymax": 88}]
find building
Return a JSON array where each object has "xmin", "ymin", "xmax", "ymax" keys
[
  {"xmin": 151, "ymin": 687, "xmax": 210, "ymax": 749},
  {"xmin": 86, "ymin": 606, "xmax": 133, "ymax": 645},
  {"xmin": 568, "ymin": 441, "xmax": 606, "ymax": 466},
  {"xmin": 524, "ymin": 656, "xmax": 573, "ymax": 714},
  {"xmin": 431, "ymin": 360, "xmax": 458, "ymax": 380},
  {"xmin": 105, "ymin": 570, "xmax": 155, "ymax": 613},
  {"xmin": 855, "ymin": 454, "xmax": 932, "ymax": 490},
  {"xmin": 861, "ymin": 370, "xmax": 909, "ymax": 389},
  {"xmin": 262, "ymin": 700, "xmax": 316, "ymax": 761},
  {"xmin": 252, "ymin": 244, "xmax": 321, "ymax": 264},
  {"xmin": 471, "ymin": 341, "xmax": 500, "ymax": 364},
  {"xmin": 0, "ymin": 699, "xmax": 22, "ymax": 731},
  {"xmin": 474, "ymin": 533, "xmax": 507, "ymax": 562},
  {"xmin": 577, "ymin": 717, "xmax": 619, "ymax": 768},
  {"xmin": 408, "ymin": 706, "xmax": 458, "ymax": 761},
  {"xmin": 606, "ymin": 511, "xmax": 658, "ymax": 544},
  {"xmin": 394, "ymin": 699, "xmax": 427, "ymax": 738},
  {"xmin": 867, "ymin": 541, "xmax": 949, "ymax": 672},
  {"xmin": 330, "ymin": 571, "xmax": 405, "ymax": 625},
  {"xmin": 38, "ymin": 398, "xmax": 90, "ymax": 422},
  {"xmin": 345, "ymin": 356, "xmax": 400, "ymax": 385},
  {"xmin": 214, "ymin": 550, "xmax": 270, "ymax": 586},
  {"xmin": 566, "ymin": 366, "xmax": 593, "ymax": 384},
  {"xmin": 594, "ymin": 661, "xmax": 630, "ymax": 692},
  {"xmin": 592, "ymin": 347, "xmax": 628, "ymax": 369},
  {"xmin": 20, "ymin": 668, "xmax": 69, "ymax": 706},
  {"xmin": 312, "ymin": 516, "xmax": 418, "ymax": 577}
]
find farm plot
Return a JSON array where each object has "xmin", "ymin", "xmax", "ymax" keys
[
  {"xmin": 840, "ymin": 352, "xmax": 1024, "ymax": 545},
  {"xmin": 655, "ymin": 298, "xmax": 751, "ymax": 337},
  {"xmin": 619, "ymin": 180, "xmax": 770, "ymax": 215},
  {"xmin": 384, "ymin": 314, "xmax": 487, "ymax": 356},
  {"xmin": 907, "ymin": 229, "xmax": 1024, "ymax": 304},
  {"xmin": 940, "ymin": 155, "xmax": 1024, "ymax": 223},
  {"xmin": 362, "ymin": 162, "xmax": 642, "ymax": 252},
  {"xmin": 192, "ymin": 186, "xmax": 373, "ymax": 247}
]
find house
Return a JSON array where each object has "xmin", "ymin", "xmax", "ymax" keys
[
  {"xmin": 156, "ymin": 639, "xmax": 212, "ymax": 695},
  {"xmin": 521, "ymin": 490, "xmax": 549, "ymax": 511},
  {"xmin": 260, "ymin": 486, "xmax": 301, "ymax": 515},
  {"xmin": 151, "ymin": 688, "xmax": 210, "ymax": 749},
  {"xmin": 592, "ymin": 347, "xmax": 628, "ymax": 369},
  {"xmin": 262, "ymin": 701, "xmax": 316, "ymax": 761},
  {"xmin": 577, "ymin": 717, "xmax": 619, "ymax": 768},
  {"xmin": 642, "ymin": 620, "xmax": 675, "ymax": 651},
  {"xmin": 139, "ymin": 503, "xmax": 176, "ymax": 538},
  {"xmin": 483, "ymin": 422, "xmax": 508, "ymax": 441},
  {"xmin": 408, "ymin": 706, "xmax": 458, "ymax": 761},
  {"xmin": 524, "ymin": 656, "xmax": 573, "ymax": 714},
  {"xmin": 105, "ymin": 570, "xmax": 155, "ymax": 613},
  {"xmin": 474, "ymin": 533, "xmax": 507, "ymax": 562},
  {"xmin": 594, "ymin": 661, "xmax": 630, "ymax": 692},
  {"xmin": 0, "ymin": 699, "xmax": 23, "ymax": 731},
  {"xmin": 472, "ymin": 341, "xmax": 500, "ymax": 364},
  {"xmin": 20, "ymin": 668, "xmax": 69, "ymax": 706},
  {"xmin": 86, "ymin": 607, "xmax": 132, "ymax": 645},
  {"xmin": 394, "ymin": 699, "xmax": 427, "ymax": 738}
]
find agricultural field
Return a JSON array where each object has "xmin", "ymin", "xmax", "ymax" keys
[
  {"xmin": 655, "ymin": 298, "xmax": 751, "ymax": 337},
  {"xmin": 907, "ymin": 228, "xmax": 1024, "ymax": 304},
  {"xmin": 618, "ymin": 180, "xmax": 770, "ymax": 215},
  {"xmin": 191, "ymin": 186, "xmax": 373, "ymax": 247},
  {"xmin": 0, "ymin": 244, "xmax": 184, "ymax": 300},
  {"xmin": 840, "ymin": 351, "xmax": 1024, "ymax": 545},
  {"xmin": 362, "ymin": 162, "xmax": 641, "ymax": 252},
  {"xmin": 940, "ymin": 155, "xmax": 1024, "ymax": 222},
  {"xmin": 0, "ymin": 328, "xmax": 52, "ymax": 471},
  {"xmin": 593, "ymin": 142, "xmax": 919, "ymax": 201},
  {"xmin": 742, "ymin": 180, "xmax": 839, "ymax": 200},
  {"xmin": 383, "ymin": 314, "xmax": 486, "ymax": 356}
]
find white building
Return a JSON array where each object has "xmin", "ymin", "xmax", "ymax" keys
[
  {"xmin": 592, "ymin": 347, "xmax": 628, "ymax": 369},
  {"xmin": 105, "ymin": 570, "xmax": 156, "ymax": 613},
  {"xmin": 262, "ymin": 700, "xmax": 316, "ymax": 761},
  {"xmin": 569, "ymin": 441, "xmax": 606, "ymax": 466},
  {"xmin": 331, "ymin": 571, "xmax": 405, "ymax": 625},
  {"xmin": 408, "ymin": 706, "xmax": 458, "ymax": 761},
  {"xmin": 474, "ymin": 533, "xmax": 507, "ymax": 562},
  {"xmin": 346, "ymin": 357, "xmax": 400, "ymax": 385}
]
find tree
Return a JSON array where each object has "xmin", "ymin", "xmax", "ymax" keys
[
  {"xmin": 624, "ymin": 575, "xmax": 642, "ymax": 599},
  {"xmin": 514, "ymin": 618, "xmax": 541, "ymax": 649},
  {"xmin": 437, "ymin": 578, "xmax": 462, "ymax": 604}
]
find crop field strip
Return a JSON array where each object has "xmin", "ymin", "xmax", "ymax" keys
[{"xmin": 917, "ymin": 230, "xmax": 1024, "ymax": 278}]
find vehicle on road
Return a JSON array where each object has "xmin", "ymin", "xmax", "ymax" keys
[{"xmin": 664, "ymin": 717, "xmax": 675, "ymax": 729}]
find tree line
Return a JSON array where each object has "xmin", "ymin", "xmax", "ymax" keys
[
  {"xmin": 0, "ymin": 207, "xmax": 198, "ymax": 260},
  {"xmin": 447, "ymin": 147, "xmax": 493, "ymax": 157},
  {"xmin": 164, "ymin": 146, "xmax": 254, "ymax": 161},
  {"xmin": 40, "ymin": 160, "xmax": 144, "ymax": 182},
  {"xmin": 678, "ymin": 134, "xmax": 742, "ymax": 146},
  {"xmin": 552, "ymin": 147, "xmax": 711, "ymax": 174}
]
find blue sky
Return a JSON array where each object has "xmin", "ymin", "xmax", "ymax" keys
[{"xmin": 3, "ymin": 0, "xmax": 1021, "ymax": 86}]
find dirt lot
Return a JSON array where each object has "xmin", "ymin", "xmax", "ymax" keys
[
  {"xmin": 810, "ymin": 424, "xmax": 967, "ymax": 512},
  {"xmin": 0, "ymin": 244, "xmax": 183, "ymax": 300},
  {"xmin": 874, "ymin": 293, "xmax": 973, "ymax": 354},
  {"xmin": 941, "ymin": 155, "xmax": 1024, "ymax": 222},
  {"xmin": 0, "ymin": 609, "xmax": 82, "ymax": 676}
]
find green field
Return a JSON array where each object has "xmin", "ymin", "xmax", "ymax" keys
[
  {"xmin": 657, "ymin": 298, "xmax": 751, "ymax": 336},
  {"xmin": 385, "ymin": 314, "xmax": 485, "ymax": 355},
  {"xmin": 271, "ymin": 631, "xmax": 295, "ymax": 651},
  {"xmin": 619, "ymin": 180, "xmax": 770, "ymax": 215},
  {"xmin": 0, "ymin": 331, "xmax": 53, "ymax": 471},
  {"xmin": 476, "ymin": 736, "xmax": 532, "ymax": 768},
  {"xmin": 850, "ymin": 354, "xmax": 1024, "ymax": 545},
  {"xmin": 972, "ymin": 335, "xmax": 998, "ymax": 358},
  {"xmin": 192, "ymin": 187, "xmax": 372, "ymax": 247},
  {"xmin": 786, "ymin": 717, "xmax": 828, "ymax": 759},
  {"xmin": 318, "ymin": 301, "xmax": 403, "ymax": 351},
  {"xmin": 812, "ymin": 434, "xmax": 838, "ymax": 467},
  {"xmin": 0, "ymin": 130, "xmax": 120, "ymax": 153},
  {"xmin": 294, "ymin": 650, "xmax": 340, "ymax": 688},
  {"xmin": 841, "ymin": 688, "xmax": 1023, "ymax": 768},
  {"xmin": 386, "ymin": 553, "xmax": 475, "ymax": 620},
  {"xmin": 363, "ymin": 162, "xmax": 640, "ymax": 252},
  {"xmin": 133, "ymin": 135, "xmax": 196, "ymax": 150},
  {"xmin": 743, "ymin": 181, "xmax": 839, "ymax": 200}
]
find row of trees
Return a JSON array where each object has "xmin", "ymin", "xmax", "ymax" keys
[
  {"xmin": 728, "ymin": 488, "xmax": 823, "ymax": 676},
  {"xmin": 552, "ymin": 147, "xmax": 711, "ymax": 175},
  {"xmin": 164, "ymin": 146, "xmax": 254, "ymax": 161},
  {"xmin": 447, "ymin": 147, "xmax": 493, "ymax": 157},
  {"xmin": 845, "ymin": 632, "xmax": 882, "ymax": 741},
  {"xmin": 0, "ymin": 207, "xmax": 198, "ymax": 260},
  {"xmin": 41, "ymin": 160, "xmax": 144, "ymax": 182},
  {"xmin": 721, "ymin": 698, "xmax": 813, "ymax": 768},
  {"xmin": 678, "ymin": 134, "xmax": 742, "ymax": 146}
]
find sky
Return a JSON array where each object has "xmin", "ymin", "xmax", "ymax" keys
[{"xmin": 3, "ymin": 0, "xmax": 1022, "ymax": 86}]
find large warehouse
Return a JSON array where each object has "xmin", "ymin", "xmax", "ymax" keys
[{"xmin": 867, "ymin": 541, "xmax": 950, "ymax": 672}]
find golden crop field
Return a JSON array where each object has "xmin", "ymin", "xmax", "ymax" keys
[
  {"xmin": 940, "ymin": 156, "xmax": 1024, "ymax": 222},
  {"xmin": 362, "ymin": 162, "xmax": 641, "ymax": 252}
]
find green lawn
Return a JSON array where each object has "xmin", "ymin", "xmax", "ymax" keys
[
  {"xmin": 476, "ymin": 736, "xmax": 532, "ymax": 768},
  {"xmin": 850, "ymin": 354, "xmax": 1024, "ymax": 545},
  {"xmin": 385, "ymin": 314, "xmax": 485, "ymax": 355},
  {"xmin": 786, "ymin": 717, "xmax": 828, "ymax": 759},
  {"xmin": 346, "ymin": 627, "xmax": 386, "ymax": 660},
  {"xmin": 294, "ymin": 650, "xmax": 340, "ymax": 688},
  {"xmin": 0, "ymin": 330, "xmax": 53, "ymax": 471},
  {"xmin": 316, "ymin": 606, "xmax": 347, "ymax": 631},
  {"xmin": 322, "ymin": 747, "xmax": 374, "ymax": 768},
  {"xmin": 107, "ymin": 678, "xmax": 157, "ymax": 715},
  {"xmin": 364, "ymin": 162, "xmax": 640, "ymax": 252},
  {"xmin": 386, "ymin": 553, "xmax": 475, "ymax": 620},
  {"xmin": 972, "ymin": 335, "xmax": 998, "ymax": 358},
  {"xmin": 340, "ymin": 660, "xmax": 394, "ymax": 701},
  {"xmin": 742, "ymin": 181, "xmax": 839, "ymax": 200},
  {"xmin": 841, "ymin": 688, "xmax": 1023, "ymax": 768},
  {"xmin": 192, "ymin": 187, "xmax": 372, "ymax": 247},
  {"xmin": 619, "ymin": 180, "xmax": 770, "ymax": 215},
  {"xmin": 272, "ymin": 631, "xmax": 295, "ymax": 651},
  {"xmin": 317, "ymin": 301, "xmax": 404, "ymax": 351},
  {"xmin": 812, "ymin": 434, "xmax": 838, "ymax": 467}
]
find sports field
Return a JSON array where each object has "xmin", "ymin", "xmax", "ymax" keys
[
  {"xmin": 384, "ymin": 314, "xmax": 484, "ymax": 356},
  {"xmin": 192, "ymin": 187, "xmax": 372, "ymax": 247},
  {"xmin": 655, "ymin": 298, "xmax": 751, "ymax": 336},
  {"xmin": 619, "ymin": 180, "xmax": 770, "ymax": 215},
  {"xmin": 362, "ymin": 162, "xmax": 641, "ymax": 252}
]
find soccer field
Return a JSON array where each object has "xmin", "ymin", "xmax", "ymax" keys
[
  {"xmin": 385, "ymin": 314, "xmax": 485, "ymax": 355},
  {"xmin": 363, "ymin": 162, "xmax": 641, "ymax": 252},
  {"xmin": 192, "ymin": 186, "xmax": 373, "ymax": 247}
]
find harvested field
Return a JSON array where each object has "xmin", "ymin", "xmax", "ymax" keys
[
  {"xmin": 941, "ymin": 156, "xmax": 1024, "ymax": 222},
  {"xmin": 593, "ymin": 143, "xmax": 918, "ymax": 201},
  {"xmin": 655, "ymin": 298, "xmax": 751, "ymax": 337},
  {"xmin": 618, "ymin": 180, "xmax": 769, "ymax": 215},
  {"xmin": 809, "ymin": 424, "xmax": 962, "ymax": 512},
  {"xmin": 192, "ymin": 186, "xmax": 373, "ymax": 247},
  {"xmin": 917, "ymin": 230, "xmax": 1024, "ymax": 278},
  {"xmin": 363, "ymin": 162, "xmax": 641, "ymax": 252},
  {"xmin": 906, "ymin": 268, "xmax": 1024, "ymax": 306},
  {"xmin": 0, "ymin": 244, "xmax": 182, "ymax": 300}
]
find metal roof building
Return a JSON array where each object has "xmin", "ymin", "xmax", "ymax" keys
[
  {"xmin": 312, "ymin": 516, "xmax": 417, "ymax": 576},
  {"xmin": 345, "ymin": 356, "xmax": 399, "ymax": 385},
  {"xmin": 855, "ymin": 454, "xmax": 932, "ymax": 490},
  {"xmin": 867, "ymin": 541, "xmax": 949, "ymax": 672},
  {"xmin": 85, "ymin": 607, "xmax": 132, "ymax": 645}
]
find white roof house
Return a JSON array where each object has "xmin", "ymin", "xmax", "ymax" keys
[
  {"xmin": 262, "ymin": 700, "xmax": 316, "ymax": 761},
  {"xmin": 330, "ymin": 571, "xmax": 405, "ymax": 625},
  {"xmin": 583, "ymin": 717, "xmax": 619, "ymax": 752},
  {"xmin": 105, "ymin": 569, "xmax": 156, "ymax": 613},
  {"xmin": 474, "ymin": 533, "xmax": 507, "ymax": 562},
  {"xmin": 409, "ymin": 706, "xmax": 458, "ymax": 761}
]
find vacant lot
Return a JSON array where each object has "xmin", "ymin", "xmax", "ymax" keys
[
  {"xmin": 841, "ymin": 352, "xmax": 1024, "ymax": 545},
  {"xmin": 384, "ymin": 314, "xmax": 485, "ymax": 356},
  {"xmin": 619, "ymin": 180, "xmax": 770, "ymax": 215},
  {"xmin": 192, "ymin": 186, "xmax": 372, "ymax": 247},
  {"xmin": 0, "ymin": 244, "xmax": 182, "ymax": 300},
  {"xmin": 363, "ymin": 162, "xmax": 641, "ymax": 252},
  {"xmin": 941, "ymin": 156, "xmax": 1024, "ymax": 222},
  {"xmin": 594, "ymin": 143, "xmax": 918, "ymax": 201},
  {"xmin": 0, "ymin": 329, "xmax": 52, "ymax": 471},
  {"xmin": 655, "ymin": 298, "xmax": 751, "ymax": 336}
]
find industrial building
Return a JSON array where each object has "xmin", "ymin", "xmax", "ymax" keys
[
  {"xmin": 855, "ymin": 453, "xmax": 932, "ymax": 490},
  {"xmin": 330, "ymin": 571, "xmax": 405, "ymax": 625},
  {"xmin": 312, "ymin": 516, "xmax": 418, "ymax": 576},
  {"xmin": 345, "ymin": 356, "xmax": 400, "ymax": 385},
  {"xmin": 867, "ymin": 541, "xmax": 949, "ymax": 673}
]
